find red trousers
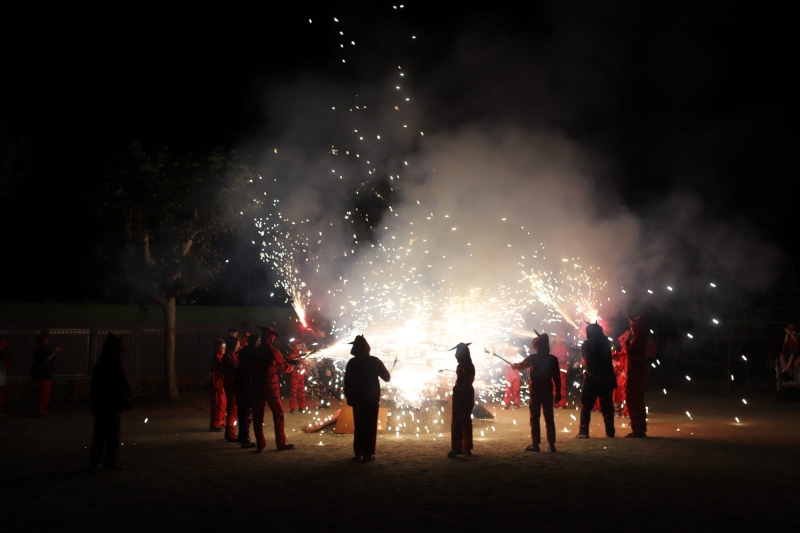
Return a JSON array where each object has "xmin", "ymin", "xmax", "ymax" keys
[
  {"xmin": 626, "ymin": 367, "xmax": 649, "ymax": 434},
  {"xmin": 35, "ymin": 379, "xmax": 52, "ymax": 416},
  {"xmin": 252, "ymin": 395, "xmax": 287, "ymax": 450},
  {"xmin": 504, "ymin": 379, "xmax": 520, "ymax": 407},
  {"xmin": 290, "ymin": 373, "xmax": 306, "ymax": 410},
  {"xmin": 554, "ymin": 368, "xmax": 568, "ymax": 408},
  {"xmin": 210, "ymin": 386, "xmax": 226, "ymax": 429}
]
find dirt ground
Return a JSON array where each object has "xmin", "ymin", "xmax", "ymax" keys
[{"xmin": 2, "ymin": 380, "xmax": 796, "ymax": 532}]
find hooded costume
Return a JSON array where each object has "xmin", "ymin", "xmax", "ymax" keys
[
  {"xmin": 624, "ymin": 316, "xmax": 651, "ymax": 437},
  {"xmin": 511, "ymin": 334, "xmax": 561, "ymax": 451},
  {"xmin": 576, "ymin": 323, "xmax": 616, "ymax": 438}
]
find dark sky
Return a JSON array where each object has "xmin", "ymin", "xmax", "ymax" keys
[{"xmin": 2, "ymin": 1, "xmax": 797, "ymax": 306}]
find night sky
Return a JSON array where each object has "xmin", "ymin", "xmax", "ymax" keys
[{"xmin": 3, "ymin": 1, "xmax": 797, "ymax": 309}]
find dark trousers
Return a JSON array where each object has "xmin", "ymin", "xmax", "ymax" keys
[
  {"xmin": 352, "ymin": 403, "xmax": 380, "ymax": 457},
  {"xmin": 450, "ymin": 392, "xmax": 474, "ymax": 452},
  {"xmin": 235, "ymin": 389, "xmax": 253, "ymax": 443},
  {"xmin": 90, "ymin": 412, "xmax": 122, "ymax": 467},
  {"xmin": 579, "ymin": 377, "xmax": 616, "ymax": 437},
  {"xmin": 529, "ymin": 395, "xmax": 556, "ymax": 444}
]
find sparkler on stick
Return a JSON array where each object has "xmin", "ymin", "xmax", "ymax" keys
[{"xmin": 484, "ymin": 345, "xmax": 513, "ymax": 365}]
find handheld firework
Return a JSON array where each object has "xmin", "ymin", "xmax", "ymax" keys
[{"xmin": 483, "ymin": 344, "xmax": 513, "ymax": 365}]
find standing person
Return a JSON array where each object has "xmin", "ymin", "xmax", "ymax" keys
[
  {"xmin": 511, "ymin": 333, "xmax": 561, "ymax": 452},
  {"xmin": 221, "ymin": 334, "xmax": 239, "ymax": 443},
  {"xmin": 89, "ymin": 333, "xmax": 134, "ymax": 470},
  {"xmin": 551, "ymin": 335, "xmax": 570, "ymax": 409},
  {"xmin": 624, "ymin": 316, "xmax": 651, "ymax": 438},
  {"xmin": 344, "ymin": 335, "xmax": 391, "ymax": 461},
  {"xmin": 234, "ymin": 331, "xmax": 257, "ymax": 448},
  {"xmin": 30, "ymin": 332, "xmax": 61, "ymax": 417},
  {"xmin": 225, "ymin": 328, "xmax": 240, "ymax": 352},
  {"xmin": 0, "ymin": 337, "xmax": 11, "ymax": 416},
  {"xmin": 612, "ymin": 331, "xmax": 629, "ymax": 418},
  {"xmin": 209, "ymin": 338, "xmax": 226, "ymax": 432},
  {"xmin": 250, "ymin": 326, "xmax": 296, "ymax": 452},
  {"xmin": 576, "ymin": 323, "xmax": 616, "ymax": 439},
  {"xmin": 288, "ymin": 340, "xmax": 308, "ymax": 414},
  {"xmin": 447, "ymin": 342, "xmax": 475, "ymax": 458}
]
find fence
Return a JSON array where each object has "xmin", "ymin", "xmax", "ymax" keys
[{"xmin": 0, "ymin": 327, "xmax": 229, "ymax": 400}]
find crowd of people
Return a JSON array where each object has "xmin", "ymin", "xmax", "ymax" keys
[{"xmin": 7, "ymin": 315, "xmax": 796, "ymax": 469}]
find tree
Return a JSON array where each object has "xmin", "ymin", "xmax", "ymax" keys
[{"xmin": 97, "ymin": 141, "xmax": 261, "ymax": 398}]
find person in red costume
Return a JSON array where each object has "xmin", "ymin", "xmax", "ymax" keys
[
  {"xmin": 503, "ymin": 363, "xmax": 521, "ymax": 409},
  {"xmin": 511, "ymin": 333, "xmax": 561, "ymax": 452},
  {"xmin": 209, "ymin": 338, "xmax": 226, "ymax": 432},
  {"xmin": 551, "ymin": 335, "xmax": 570, "ymax": 409},
  {"xmin": 624, "ymin": 316, "xmax": 651, "ymax": 438},
  {"xmin": 612, "ymin": 330, "xmax": 630, "ymax": 418},
  {"xmin": 250, "ymin": 325, "xmax": 297, "ymax": 452},
  {"xmin": 447, "ymin": 342, "xmax": 475, "ymax": 458},
  {"xmin": 344, "ymin": 335, "xmax": 391, "ymax": 461},
  {"xmin": 288, "ymin": 340, "xmax": 308, "ymax": 414},
  {"xmin": 30, "ymin": 332, "xmax": 61, "ymax": 417}
]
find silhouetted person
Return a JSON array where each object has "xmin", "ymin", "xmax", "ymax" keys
[
  {"xmin": 447, "ymin": 342, "xmax": 475, "ymax": 458},
  {"xmin": 344, "ymin": 335, "xmax": 391, "ymax": 461},
  {"xmin": 576, "ymin": 323, "xmax": 616, "ymax": 439},
  {"xmin": 234, "ymin": 331, "xmax": 257, "ymax": 448},
  {"xmin": 511, "ymin": 333, "xmax": 561, "ymax": 452},
  {"xmin": 90, "ymin": 332, "xmax": 134, "ymax": 470}
]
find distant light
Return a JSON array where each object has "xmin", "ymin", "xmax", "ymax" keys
[
  {"xmin": 687, "ymin": 333, "xmax": 693, "ymax": 339},
  {"xmin": 647, "ymin": 289, "xmax": 653, "ymax": 294},
  {"xmin": 686, "ymin": 375, "xmax": 692, "ymax": 381},
  {"xmin": 667, "ymin": 286, "xmax": 673, "ymax": 291},
  {"xmin": 144, "ymin": 418, "xmax": 148, "ymax": 423},
  {"xmin": 710, "ymin": 282, "xmax": 716, "ymax": 288}
]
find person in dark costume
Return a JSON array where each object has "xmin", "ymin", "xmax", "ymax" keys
[
  {"xmin": 234, "ymin": 332, "xmax": 257, "ymax": 448},
  {"xmin": 343, "ymin": 335, "xmax": 391, "ymax": 461},
  {"xmin": 576, "ymin": 323, "xmax": 616, "ymax": 439},
  {"xmin": 250, "ymin": 326, "xmax": 296, "ymax": 452},
  {"xmin": 221, "ymin": 335, "xmax": 239, "ymax": 443},
  {"xmin": 447, "ymin": 342, "xmax": 475, "ymax": 458},
  {"xmin": 90, "ymin": 332, "xmax": 134, "ymax": 470},
  {"xmin": 511, "ymin": 333, "xmax": 561, "ymax": 452}
]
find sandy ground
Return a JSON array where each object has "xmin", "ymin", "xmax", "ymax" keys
[{"xmin": 1, "ymin": 380, "xmax": 797, "ymax": 532}]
